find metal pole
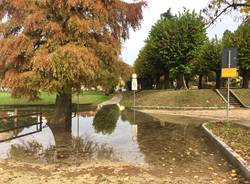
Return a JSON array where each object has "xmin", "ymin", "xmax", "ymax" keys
[
  {"xmin": 227, "ymin": 50, "xmax": 231, "ymax": 122},
  {"xmin": 227, "ymin": 78, "xmax": 230, "ymax": 122},
  {"xmin": 77, "ymin": 94, "xmax": 80, "ymax": 137},
  {"xmin": 133, "ymin": 91, "xmax": 135, "ymax": 107}
]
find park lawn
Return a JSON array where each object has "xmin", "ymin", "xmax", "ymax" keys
[
  {"xmin": 121, "ymin": 89, "xmax": 226, "ymax": 107},
  {"xmin": 206, "ymin": 122, "xmax": 250, "ymax": 166},
  {"xmin": 0, "ymin": 91, "xmax": 111, "ymax": 105},
  {"xmin": 233, "ymin": 89, "xmax": 250, "ymax": 106}
]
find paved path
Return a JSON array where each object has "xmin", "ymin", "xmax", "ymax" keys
[
  {"xmin": 140, "ymin": 109, "xmax": 250, "ymax": 127},
  {"xmin": 99, "ymin": 93, "xmax": 122, "ymax": 106}
]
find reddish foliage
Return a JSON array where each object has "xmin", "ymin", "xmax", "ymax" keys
[{"xmin": 0, "ymin": 0, "xmax": 146, "ymax": 98}]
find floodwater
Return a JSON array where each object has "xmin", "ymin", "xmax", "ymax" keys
[{"xmin": 0, "ymin": 105, "xmax": 245, "ymax": 182}]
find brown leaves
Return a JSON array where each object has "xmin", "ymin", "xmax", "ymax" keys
[
  {"xmin": 0, "ymin": 34, "xmax": 33, "ymax": 70},
  {"xmin": 208, "ymin": 122, "xmax": 250, "ymax": 166},
  {"xmin": 32, "ymin": 44, "xmax": 100, "ymax": 92},
  {"xmin": 24, "ymin": 11, "xmax": 46, "ymax": 34},
  {"xmin": 0, "ymin": 0, "xmax": 146, "ymax": 97},
  {"xmin": 2, "ymin": 69, "xmax": 39, "ymax": 100}
]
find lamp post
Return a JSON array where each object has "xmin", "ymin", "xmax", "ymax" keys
[{"xmin": 131, "ymin": 73, "xmax": 138, "ymax": 107}]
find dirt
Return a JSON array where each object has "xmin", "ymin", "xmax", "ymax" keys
[{"xmin": 1, "ymin": 159, "xmax": 250, "ymax": 184}]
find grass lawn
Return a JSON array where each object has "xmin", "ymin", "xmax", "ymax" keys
[
  {"xmin": 121, "ymin": 89, "xmax": 226, "ymax": 107},
  {"xmin": 0, "ymin": 91, "xmax": 111, "ymax": 105},
  {"xmin": 206, "ymin": 122, "xmax": 250, "ymax": 166},
  {"xmin": 233, "ymin": 89, "xmax": 250, "ymax": 106}
]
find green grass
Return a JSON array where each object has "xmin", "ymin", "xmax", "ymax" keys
[
  {"xmin": 207, "ymin": 122, "xmax": 250, "ymax": 165},
  {"xmin": 121, "ymin": 89, "xmax": 226, "ymax": 107},
  {"xmin": 0, "ymin": 91, "xmax": 111, "ymax": 105},
  {"xmin": 233, "ymin": 89, "xmax": 250, "ymax": 106}
]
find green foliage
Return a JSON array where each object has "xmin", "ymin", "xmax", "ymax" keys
[
  {"xmin": 134, "ymin": 9, "xmax": 207, "ymax": 89},
  {"xmin": 200, "ymin": 38, "xmax": 222, "ymax": 73},
  {"xmin": 234, "ymin": 22, "xmax": 250, "ymax": 71},
  {"xmin": 93, "ymin": 105, "xmax": 120, "ymax": 135}
]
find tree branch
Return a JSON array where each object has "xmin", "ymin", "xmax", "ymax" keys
[{"xmin": 205, "ymin": 2, "xmax": 250, "ymax": 29}]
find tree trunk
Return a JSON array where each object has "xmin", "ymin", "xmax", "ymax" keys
[
  {"xmin": 215, "ymin": 70, "xmax": 221, "ymax": 89},
  {"xmin": 176, "ymin": 70, "xmax": 187, "ymax": 89},
  {"xmin": 242, "ymin": 70, "xmax": 250, "ymax": 89},
  {"xmin": 50, "ymin": 88, "xmax": 72, "ymax": 130},
  {"xmin": 154, "ymin": 75, "xmax": 161, "ymax": 89},
  {"xmin": 185, "ymin": 78, "xmax": 189, "ymax": 89},
  {"xmin": 49, "ymin": 125, "xmax": 72, "ymax": 159},
  {"xmin": 163, "ymin": 69, "xmax": 170, "ymax": 89},
  {"xmin": 198, "ymin": 75, "xmax": 203, "ymax": 89}
]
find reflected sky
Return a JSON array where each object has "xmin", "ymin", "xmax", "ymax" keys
[{"xmin": 0, "ymin": 107, "xmax": 144, "ymax": 164}]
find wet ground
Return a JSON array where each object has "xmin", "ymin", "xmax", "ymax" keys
[{"xmin": 0, "ymin": 105, "xmax": 249, "ymax": 183}]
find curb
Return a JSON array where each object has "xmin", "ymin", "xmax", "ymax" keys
[
  {"xmin": 127, "ymin": 106, "xmax": 234, "ymax": 110},
  {"xmin": 202, "ymin": 123, "xmax": 250, "ymax": 180},
  {"xmin": 230, "ymin": 90, "xmax": 250, "ymax": 108}
]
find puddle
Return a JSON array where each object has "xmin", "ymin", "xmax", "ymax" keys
[{"xmin": 0, "ymin": 105, "xmax": 239, "ymax": 180}]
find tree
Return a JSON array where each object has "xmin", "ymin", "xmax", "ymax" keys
[
  {"xmin": 134, "ymin": 10, "xmax": 207, "ymax": 90},
  {"xmin": 193, "ymin": 42, "xmax": 211, "ymax": 89},
  {"xmin": 134, "ymin": 44, "xmax": 158, "ymax": 89},
  {"xmin": 234, "ymin": 21, "xmax": 250, "ymax": 88},
  {"xmin": 0, "ymin": 0, "xmax": 146, "ymax": 126},
  {"xmin": 98, "ymin": 61, "xmax": 133, "ymax": 94},
  {"xmin": 200, "ymin": 37, "xmax": 223, "ymax": 89},
  {"xmin": 204, "ymin": 0, "xmax": 250, "ymax": 27},
  {"xmin": 146, "ymin": 10, "xmax": 175, "ymax": 89},
  {"xmin": 172, "ymin": 11, "xmax": 207, "ymax": 89}
]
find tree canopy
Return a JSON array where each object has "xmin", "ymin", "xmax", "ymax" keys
[
  {"xmin": 0, "ymin": 0, "xmax": 146, "ymax": 125},
  {"xmin": 0, "ymin": 0, "xmax": 145, "ymax": 99},
  {"xmin": 134, "ymin": 9, "xmax": 207, "ymax": 89}
]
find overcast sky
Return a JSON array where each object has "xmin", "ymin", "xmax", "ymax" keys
[{"xmin": 121, "ymin": 0, "xmax": 242, "ymax": 65}]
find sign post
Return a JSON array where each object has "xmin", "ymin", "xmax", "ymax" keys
[
  {"xmin": 131, "ymin": 73, "xmax": 138, "ymax": 107},
  {"xmin": 221, "ymin": 48, "xmax": 238, "ymax": 122}
]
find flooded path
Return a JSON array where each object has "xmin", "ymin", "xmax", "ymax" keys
[{"xmin": 0, "ymin": 105, "xmax": 248, "ymax": 183}]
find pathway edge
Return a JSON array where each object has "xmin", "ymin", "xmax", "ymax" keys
[{"xmin": 202, "ymin": 123, "xmax": 250, "ymax": 180}]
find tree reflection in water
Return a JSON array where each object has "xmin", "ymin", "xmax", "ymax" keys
[
  {"xmin": 8, "ymin": 122, "xmax": 115, "ymax": 164},
  {"xmin": 93, "ymin": 105, "xmax": 120, "ymax": 135}
]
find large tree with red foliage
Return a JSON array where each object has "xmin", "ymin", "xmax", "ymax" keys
[{"xmin": 0, "ymin": 0, "xmax": 145, "ymax": 126}]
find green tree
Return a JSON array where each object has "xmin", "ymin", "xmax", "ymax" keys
[
  {"xmin": 200, "ymin": 37, "xmax": 223, "ymax": 89},
  {"xmin": 145, "ymin": 10, "xmax": 175, "ymax": 89},
  {"xmin": 134, "ymin": 10, "xmax": 207, "ymax": 89},
  {"xmin": 234, "ymin": 21, "xmax": 250, "ymax": 88},
  {"xmin": 193, "ymin": 41, "xmax": 211, "ymax": 89},
  {"xmin": 173, "ymin": 10, "xmax": 207, "ymax": 89},
  {"xmin": 134, "ymin": 44, "xmax": 158, "ymax": 89}
]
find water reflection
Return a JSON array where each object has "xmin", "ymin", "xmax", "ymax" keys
[
  {"xmin": 93, "ymin": 105, "xmax": 120, "ymax": 135},
  {"xmin": 0, "ymin": 106, "xmax": 232, "ymax": 176},
  {"xmin": 0, "ymin": 111, "xmax": 43, "ymax": 143}
]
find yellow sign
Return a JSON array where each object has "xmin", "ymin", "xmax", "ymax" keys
[{"xmin": 221, "ymin": 68, "xmax": 238, "ymax": 78}]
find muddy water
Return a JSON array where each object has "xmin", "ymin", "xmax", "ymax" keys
[{"xmin": 0, "ymin": 105, "xmax": 244, "ymax": 182}]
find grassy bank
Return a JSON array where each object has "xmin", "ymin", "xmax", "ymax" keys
[
  {"xmin": 233, "ymin": 89, "xmax": 250, "ymax": 106},
  {"xmin": 121, "ymin": 89, "xmax": 225, "ymax": 107},
  {"xmin": 206, "ymin": 122, "xmax": 250, "ymax": 166},
  {"xmin": 0, "ymin": 91, "xmax": 111, "ymax": 105}
]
